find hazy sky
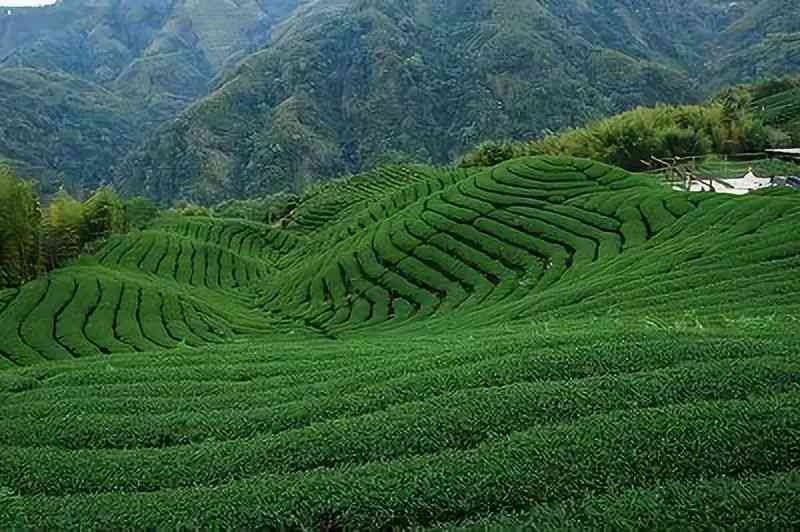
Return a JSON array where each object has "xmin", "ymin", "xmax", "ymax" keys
[{"xmin": 1, "ymin": 1, "xmax": 57, "ymax": 6}]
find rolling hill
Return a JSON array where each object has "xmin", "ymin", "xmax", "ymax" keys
[{"xmin": 1, "ymin": 156, "xmax": 799, "ymax": 528}]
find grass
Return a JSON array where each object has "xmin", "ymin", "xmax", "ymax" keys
[{"xmin": 0, "ymin": 156, "xmax": 799, "ymax": 528}]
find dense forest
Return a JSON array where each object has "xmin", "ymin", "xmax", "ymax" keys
[
  {"xmin": 1, "ymin": 0, "xmax": 799, "ymax": 202},
  {"xmin": 0, "ymin": 0, "xmax": 305, "ymax": 195}
]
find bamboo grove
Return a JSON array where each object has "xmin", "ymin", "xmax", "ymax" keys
[{"xmin": 0, "ymin": 165, "xmax": 156, "ymax": 288}]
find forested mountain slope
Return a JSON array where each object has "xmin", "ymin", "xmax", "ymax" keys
[
  {"xmin": 2, "ymin": 0, "xmax": 798, "ymax": 201},
  {"xmin": 0, "ymin": 0, "xmax": 302, "ymax": 108},
  {"xmin": 0, "ymin": 0, "xmax": 303, "ymax": 193},
  {"xmin": 709, "ymin": 0, "xmax": 800, "ymax": 88},
  {"xmin": 0, "ymin": 67, "xmax": 139, "ymax": 193},
  {"xmin": 118, "ymin": 0, "xmax": 800, "ymax": 203}
]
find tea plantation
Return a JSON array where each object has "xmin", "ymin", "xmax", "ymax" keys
[{"xmin": 1, "ymin": 156, "xmax": 799, "ymax": 529}]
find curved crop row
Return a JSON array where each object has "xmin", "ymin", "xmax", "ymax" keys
[
  {"xmin": 2, "ymin": 393, "xmax": 798, "ymax": 529},
  {"xmin": 265, "ymin": 157, "xmax": 678, "ymax": 332},
  {"xmin": 288, "ymin": 166, "xmax": 476, "ymax": 234},
  {"xmin": 99, "ymin": 231, "xmax": 269, "ymax": 289},
  {"xmin": 154, "ymin": 217, "xmax": 301, "ymax": 262},
  {"xmin": 0, "ymin": 266, "xmax": 246, "ymax": 365}
]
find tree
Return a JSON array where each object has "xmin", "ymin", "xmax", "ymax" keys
[
  {"xmin": 461, "ymin": 141, "xmax": 522, "ymax": 167},
  {"xmin": 42, "ymin": 190, "xmax": 84, "ymax": 270},
  {"xmin": 124, "ymin": 197, "xmax": 159, "ymax": 231},
  {"xmin": 0, "ymin": 166, "xmax": 42, "ymax": 287},
  {"xmin": 81, "ymin": 187, "xmax": 124, "ymax": 244}
]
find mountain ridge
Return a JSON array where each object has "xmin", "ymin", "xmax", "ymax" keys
[
  {"xmin": 118, "ymin": 0, "xmax": 800, "ymax": 204},
  {"xmin": 0, "ymin": 0, "xmax": 798, "ymax": 201}
]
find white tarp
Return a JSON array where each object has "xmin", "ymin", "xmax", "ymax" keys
[{"xmin": 684, "ymin": 172, "xmax": 774, "ymax": 195}]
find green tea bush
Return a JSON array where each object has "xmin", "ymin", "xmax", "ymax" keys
[
  {"xmin": 3, "ymin": 396, "xmax": 798, "ymax": 529},
  {"xmin": 1, "ymin": 155, "xmax": 800, "ymax": 527}
]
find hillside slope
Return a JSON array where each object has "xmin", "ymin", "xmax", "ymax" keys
[
  {"xmin": 709, "ymin": 0, "xmax": 800, "ymax": 89},
  {"xmin": 749, "ymin": 78, "xmax": 800, "ymax": 144},
  {"xmin": 0, "ymin": 0, "xmax": 304, "ymax": 193},
  {"xmin": 0, "ymin": 0, "xmax": 302, "ymax": 110},
  {"xmin": 118, "ymin": 0, "xmax": 705, "ymax": 202},
  {"xmin": 0, "ymin": 67, "xmax": 140, "ymax": 194},
  {"xmin": 3, "ymin": 156, "xmax": 799, "ymax": 361},
  {"xmin": 1, "ymin": 156, "xmax": 799, "ymax": 528},
  {"xmin": 118, "ymin": 0, "xmax": 800, "ymax": 203}
]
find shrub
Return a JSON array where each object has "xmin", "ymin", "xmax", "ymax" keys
[
  {"xmin": 460, "ymin": 102, "xmax": 779, "ymax": 170},
  {"xmin": 461, "ymin": 140, "xmax": 523, "ymax": 168},
  {"xmin": 175, "ymin": 202, "xmax": 210, "ymax": 217},
  {"xmin": 212, "ymin": 192, "xmax": 299, "ymax": 224}
]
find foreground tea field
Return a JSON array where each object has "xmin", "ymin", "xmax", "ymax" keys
[
  {"xmin": 1, "ymin": 156, "xmax": 800, "ymax": 528},
  {"xmin": 1, "ymin": 321, "xmax": 799, "ymax": 529}
]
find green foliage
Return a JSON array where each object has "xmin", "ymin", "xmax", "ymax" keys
[
  {"xmin": 693, "ymin": 156, "xmax": 800, "ymax": 179},
  {"xmin": 174, "ymin": 202, "xmax": 211, "ymax": 218},
  {"xmin": 123, "ymin": 197, "xmax": 159, "ymax": 231},
  {"xmin": 118, "ymin": 0, "xmax": 723, "ymax": 203},
  {"xmin": 1, "ymin": 156, "xmax": 800, "ymax": 528},
  {"xmin": 211, "ymin": 193, "xmax": 299, "ymax": 225},
  {"xmin": 747, "ymin": 77, "xmax": 800, "ymax": 145},
  {"xmin": 80, "ymin": 187, "xmax": 124, "ymax": 244},
  {"xmin": 9, "ymin": 154, "xmax": 800, "ymax": 361},
  {"xmin": 0, "ymin": 68, "xmax": 143, "ymax": 196},
  {"xmin": 0, "ymin": 1, "xmax": 306, "ymax": 195},
  {"xmin": 463, "ymin": 103, "xmax": 776, "ymax": 171},
  {"xmin": 115, "ymin": 0, "xmax": 800, "ymax": 204},
  {"xmin": 0, "ymin": 327, "xmax": 799, "ymax": 528},
  {"xmin": 0, "ymin": 165, "xmax": 41, "ymax": 287},
  {"xmin": 3, "ymin": 1, "xmax": 799, "ymax": 203},
  {"xmin": 1, "ymin": 176, "xmax": 152, "ymax": 287},
  {"xmin": 42, "ymin": 190, "xmax": 83, "ymax": 270},
  {"xmin": 461, "ymin": 141, "xmax": 523, "ymax": 168}
]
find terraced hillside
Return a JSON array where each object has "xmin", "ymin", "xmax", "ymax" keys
[
  {"xmin": 0, "ymin": 216, "xmax": 304, "ymax": 367},
  {"xmin": 1, "ymin": 156, "xmax": 800, "ymax": 528},
  {"xmin": 265, "ymin": 157, "xmax": 800, "ymax": 335},
  {"xmin": 753, "ymin": 83, "xmax": 800, "ymax": 143}
]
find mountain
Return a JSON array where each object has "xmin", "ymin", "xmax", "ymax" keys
[
  {"xmin": 0, "ymin": 0, "xmax": 303, "ymax": 193},
  {"xmin": 709, "ymin": 0, "xmax": 800, "ymax": 88},
  {"xmin": 2, "ymin": 0, "xmax": 798, "ymax": 202},
  {"xmin": 0, "ymin": 67, "xmax": 138, "ymax": 194},
  {"xmin": 0, "ymin": 0, "xmax": 303, "ymax": 112},
  {"xmin": 117, "ymin": 0, "xmax": 800, "ymax": 204},
  {"xmin": 1, "ymin": 156, "xmax": 799, "ymax": 527}
]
